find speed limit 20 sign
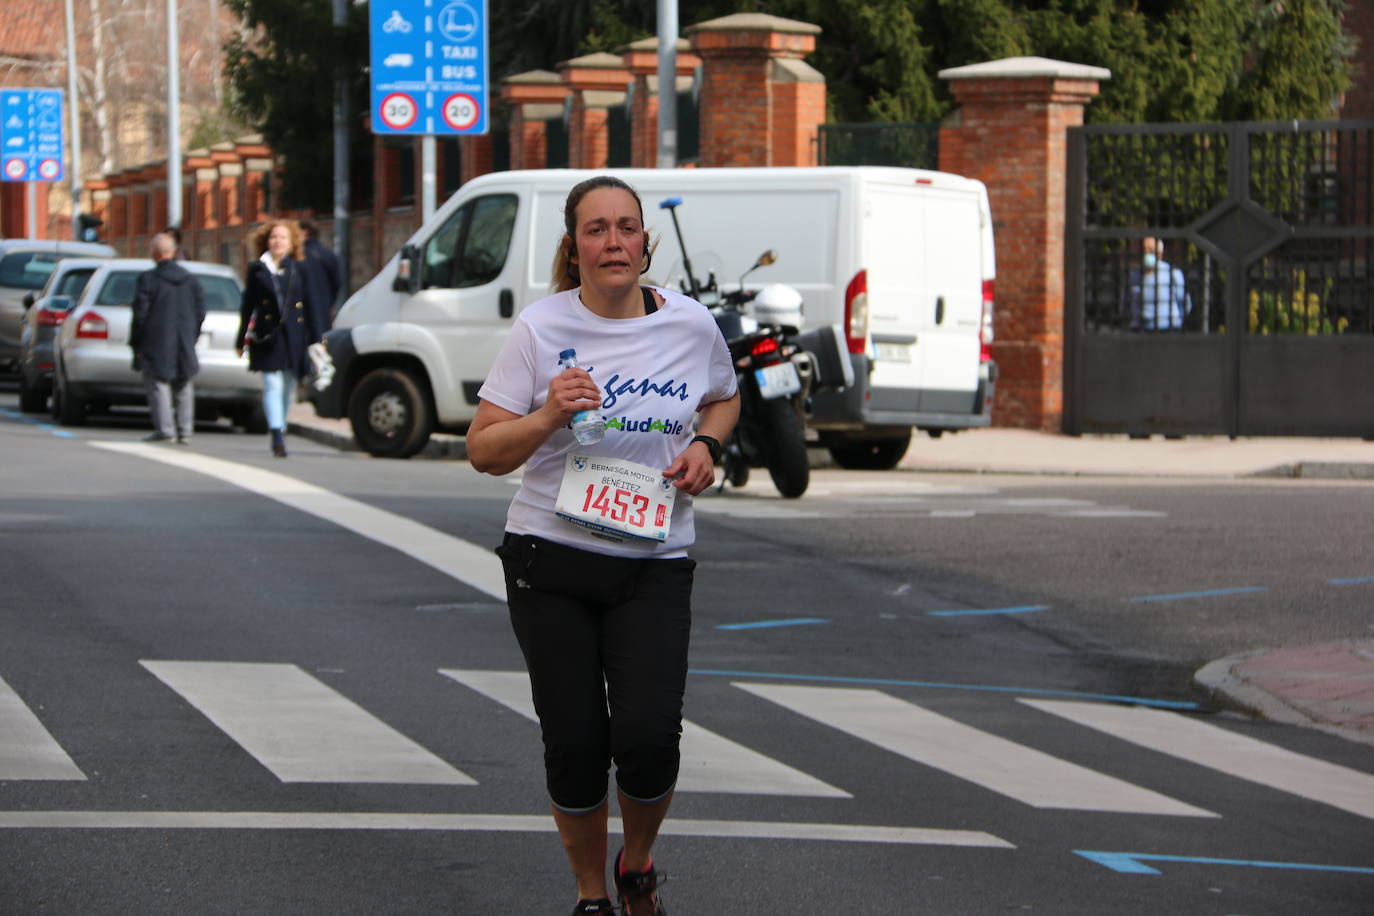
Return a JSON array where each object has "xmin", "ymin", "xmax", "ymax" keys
[{"xmin": 369, "ymin": 0, "xmax": 488, "ymax": 136}]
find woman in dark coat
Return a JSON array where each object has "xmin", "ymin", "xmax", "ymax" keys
[{"xmin": 236, "ymin": 219, "xmax": 324, "ymax": 457}]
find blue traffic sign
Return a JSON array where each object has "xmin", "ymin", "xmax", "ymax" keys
[
  {"xmin": 369, "ymin": 0, "xmax": 488, "ymax": 136},
  {"xmin": 1, "ymin": 89, "xmax": 65, "ymax": 182}
]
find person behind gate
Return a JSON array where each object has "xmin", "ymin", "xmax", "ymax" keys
[
  {"xmin": 130, "ymin": 232, "xmax": 205, "ymax": 443},
  {"xmin": 466, "ymin": 175, "xmax": 740, "ymax": 916}
]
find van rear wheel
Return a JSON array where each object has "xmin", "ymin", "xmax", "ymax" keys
[
  {"xmin": 827, "ymin": 431, "xmax": 911, "ymax": 471},
  {"xmin": 349, "ymin": 367, "xmax": 433, "ymax": 458}
]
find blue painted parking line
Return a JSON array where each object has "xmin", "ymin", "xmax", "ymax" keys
[
  {"xmin": 717, "ymin": 618, "xmax": 829, "ymax": 631},
  {"xmin": 1330, "ymin": 576, "xmax": 1374, "ymax": 585},
  {"xmin": 1075, "ymin": 849, "xmax": 1374, "ymax": 877},
  {"xmin": 1130, "ymin": 587, "xmax": 1266, "ymax": 603},
  {"xmin": 688, "ymin": 668, "xmax": 1201, "ymax": 710},
  {"xmin": 927, "ymin": 605, "xmax": 1049, "ymax": 617},
  {"xmin": 2, "ymin": 409, "xmax": 78, "ymax": 437}
]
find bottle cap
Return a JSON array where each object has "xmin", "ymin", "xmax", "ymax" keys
[{"xmin": 559, "ymin": 348, "xmax": 576, "ymax": 360}]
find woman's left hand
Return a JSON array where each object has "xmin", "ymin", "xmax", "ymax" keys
[{"xmin": 663, "ymin": 441, "xmax": 716, "ymax": 495}]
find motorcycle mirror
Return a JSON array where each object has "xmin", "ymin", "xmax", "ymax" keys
[
  {"xmin": 658, "ymin": 197, "xmax": 682, "ymax": 210},
  {"xmin": 754, "ymin": 250, "xmax": 777, "ymax": 269}
]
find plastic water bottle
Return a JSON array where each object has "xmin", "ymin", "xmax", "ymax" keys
[{"xmin": 558, "ymin": 348, "xmax": 605, "ymax": 445}]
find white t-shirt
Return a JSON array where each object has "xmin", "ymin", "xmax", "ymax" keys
[{"xmin": 478, "ymin": 285, "xmax": 737, "ymax": 558}]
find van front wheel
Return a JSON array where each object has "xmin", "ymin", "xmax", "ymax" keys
[{"xmin": 349, "ymin": 368, "xmax": 434, "ymax": 459}]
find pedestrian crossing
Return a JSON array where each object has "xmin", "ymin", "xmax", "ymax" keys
[{"xmin": 5, "ymin": 662, "xmax": 1373, "ymax": 830}]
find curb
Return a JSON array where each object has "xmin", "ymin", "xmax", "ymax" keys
[{"xmin": 1194, "ymin": 651, "xmax": 1374, "ymax": 748}]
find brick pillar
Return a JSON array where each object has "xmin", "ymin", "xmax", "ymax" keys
[
  {"xmin": 620, "ymin": 37, "xmax": 700, "ymax": 168},
  {"xmin": 687, "ymin": 13, "xmax": 823, "ymax": 168},
  {"xmin": 499, "ymin": 70, "xmax": 568, "ymax": 170},
  {"xmin": 558, "ymin": 52, "xmax": 631, "ymax": 170},
  {"xmin": 938, "ymin": 57, "xmax": 1109, "ymax": 432},
  {"xmin": 459, "ymin": 134, "xmax": 494, "ymax": 185}
]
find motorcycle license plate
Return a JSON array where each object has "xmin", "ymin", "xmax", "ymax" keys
[{"xmin": 755, "ymin": 361, "xmax": 801, "ymax": 400}]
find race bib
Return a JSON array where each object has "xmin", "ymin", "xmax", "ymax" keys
[{"xmin": 555, "ymin": 454, "xmax": 677, "ymax": 542}]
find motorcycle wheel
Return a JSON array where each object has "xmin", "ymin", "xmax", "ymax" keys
[{"xmin": 764, "ymin": 397, "xmax": 809, "ymax": 498}]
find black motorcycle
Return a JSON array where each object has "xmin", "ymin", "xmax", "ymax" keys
[{"xmin": 659, "ymin": 196, "xmax": 813, "ymax": 498}]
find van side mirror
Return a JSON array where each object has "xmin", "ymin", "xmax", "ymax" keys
[{"xmin": 393, "ymin": 244, "xmax": 421, "ymax": 294}]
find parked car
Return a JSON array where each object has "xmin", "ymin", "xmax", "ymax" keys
[
  {"xmin": 0, "ymin": 239, "xmax": 117, "ymax": 370},
  {"xmin": 50, "ymin": 258, "xmax": 267, "ymax": 432},
  {"xmin": 16, "ymin": 257, "xmax": 107, "ymax": 412}
]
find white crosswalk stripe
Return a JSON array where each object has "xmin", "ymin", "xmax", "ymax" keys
[
  {"xmin": 0, "ymin": 674, "xmax": 85, "ymax": 781},
  {"xmin": 1024, "ymin": 699, "xmax": 1374, "ymax": 821},
  {"xmin": 441, "ymin": 669, "xmax": 850, "ymax": 798},
  {"xmin": 10, "ymin": 661, "xmax": 1373, "ymax": 830},
  {"xmin": 141, "ymin": 661, "xmax": 475, "ymax": 785},
  {"xmin": 736, "ymin": 683, "xmax": 1215, "ymax": 816}
]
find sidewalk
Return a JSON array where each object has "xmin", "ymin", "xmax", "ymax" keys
[{"xmin": 286, "ymin": 405, "xmax": 1374, "ymax": 744}]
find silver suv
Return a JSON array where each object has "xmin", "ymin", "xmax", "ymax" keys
[
  {"xmin": 51, "ymin": 258, "xmax": 266, "ymax": 432},
  {"xmin": 0, "ymin": 239, "xmax": 116, "ymax": 369}
]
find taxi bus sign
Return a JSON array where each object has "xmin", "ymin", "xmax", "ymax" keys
[{"xmin": 369, "ymin": 1, "xmax": 488, "ymax": 136}]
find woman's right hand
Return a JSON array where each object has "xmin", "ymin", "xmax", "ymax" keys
[{"xmin": 542, "ymin": 367, "xmax": 602, "ymax": 422}]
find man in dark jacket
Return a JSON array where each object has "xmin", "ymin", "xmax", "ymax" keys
[
  {"xmin": 130, "ymin": 233, "xmax": 206, "ymax": 443},
  {"xmin": 299, "ymin": 219, "xmax": 342, "ymax": 331}
]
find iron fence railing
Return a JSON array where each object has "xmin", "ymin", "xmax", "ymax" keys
[{"xmin": 816, "ymin": 122, "xmax": 939, "ymax": 170}]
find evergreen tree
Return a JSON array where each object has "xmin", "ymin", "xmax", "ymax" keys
[
  {"xmin": 224, "ymin": 0, "xmax": 369, "ymax": 211},
  {"xmin": 1223, "ymin": 0, "xmax": 1352, "ymax": 120}
]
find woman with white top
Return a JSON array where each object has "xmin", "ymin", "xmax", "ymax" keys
[{"xmin": 467, "ymin": 176, "xmax": 739, "ymax": 916}]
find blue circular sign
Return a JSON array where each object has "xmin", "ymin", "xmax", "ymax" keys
[{"xmin": 438, "ymin": 2, "xmax": 478, "ymax": 43}]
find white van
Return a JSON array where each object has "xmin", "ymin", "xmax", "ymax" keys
[{"xmin": 313, "ymin": 166, "xmax": 996, "ymax": 464}]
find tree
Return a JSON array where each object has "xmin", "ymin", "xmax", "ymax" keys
[
  {"xmin": 1223, "ymin": 0, "xmax": 1352, "ymax": 121},
  {"xmin": 223, "ymin": 0, "xmax": 369, "ymax": 210}
]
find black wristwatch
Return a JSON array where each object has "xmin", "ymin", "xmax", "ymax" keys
[{"xmin": 690, "ymin": 434, "xmax": 723, "ymax": 464}]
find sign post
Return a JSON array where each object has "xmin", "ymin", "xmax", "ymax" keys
[
  {"xmin": 1, "ymin": 89, "xmax": 65, "ymax": 238},
  {"xmin": 370, "ymin": 0, "xmax": 489, "ymax": 222}
]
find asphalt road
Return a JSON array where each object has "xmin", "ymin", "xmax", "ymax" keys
[{"xmin": 3, "ymin": 394, "xmax": 1372, "ymax": 915}]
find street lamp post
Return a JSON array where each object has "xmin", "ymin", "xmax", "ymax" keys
[
  {"xmin": 64, "ymin": 0, "xmax": 83, "ymax": 239},
  {"xmin": 166, "ymin": 0, "xmax": 182, "ymax": 230},
  {"xmin": 656, "ymin": 0, "xmax": 678, "ymax": 169}
]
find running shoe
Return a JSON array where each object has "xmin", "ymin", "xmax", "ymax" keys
[{"xmin": 613, "ymin": 849, "xmax": 668, "ymax": 916}]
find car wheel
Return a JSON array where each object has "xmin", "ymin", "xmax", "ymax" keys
[
  {"xmin": 348, "ymin": 367, "xmax": 434, "ymax": 459},
  {"xmin": 17, "ymin": 373, "xmax": 47, "ymax": 413},
  {"xmin": 53, "ymin": 376, "xmax": 87, "ymax": 426},
  {"xmin": 827, "ymin": 430, "xmax": 911, "ymax": 471},
  {"xmin": 237, "ymin": 403, "xmax": 269, "ymax": 435}
]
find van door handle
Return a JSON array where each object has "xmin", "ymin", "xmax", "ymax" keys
[
  {"xmin": 935, "ymin": 296, "xmax": 946, "ymax": 325},
  {"xmin": 499, "ymin": 289, "xmax": 513, "ymax": 318}
]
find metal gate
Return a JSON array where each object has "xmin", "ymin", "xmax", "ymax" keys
[{"xmin": 1065, "ymin": 119, "xmax": 1374, "ymax": 437}]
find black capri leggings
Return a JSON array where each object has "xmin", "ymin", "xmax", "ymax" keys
[{"xmin": 497, "ymin": 533, "xmax": 695, "ymax": 813}]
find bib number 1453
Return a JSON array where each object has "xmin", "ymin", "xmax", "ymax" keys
[{"xmin": 555, "ymin": 454, "xmax": 677, "ymax": 542}]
